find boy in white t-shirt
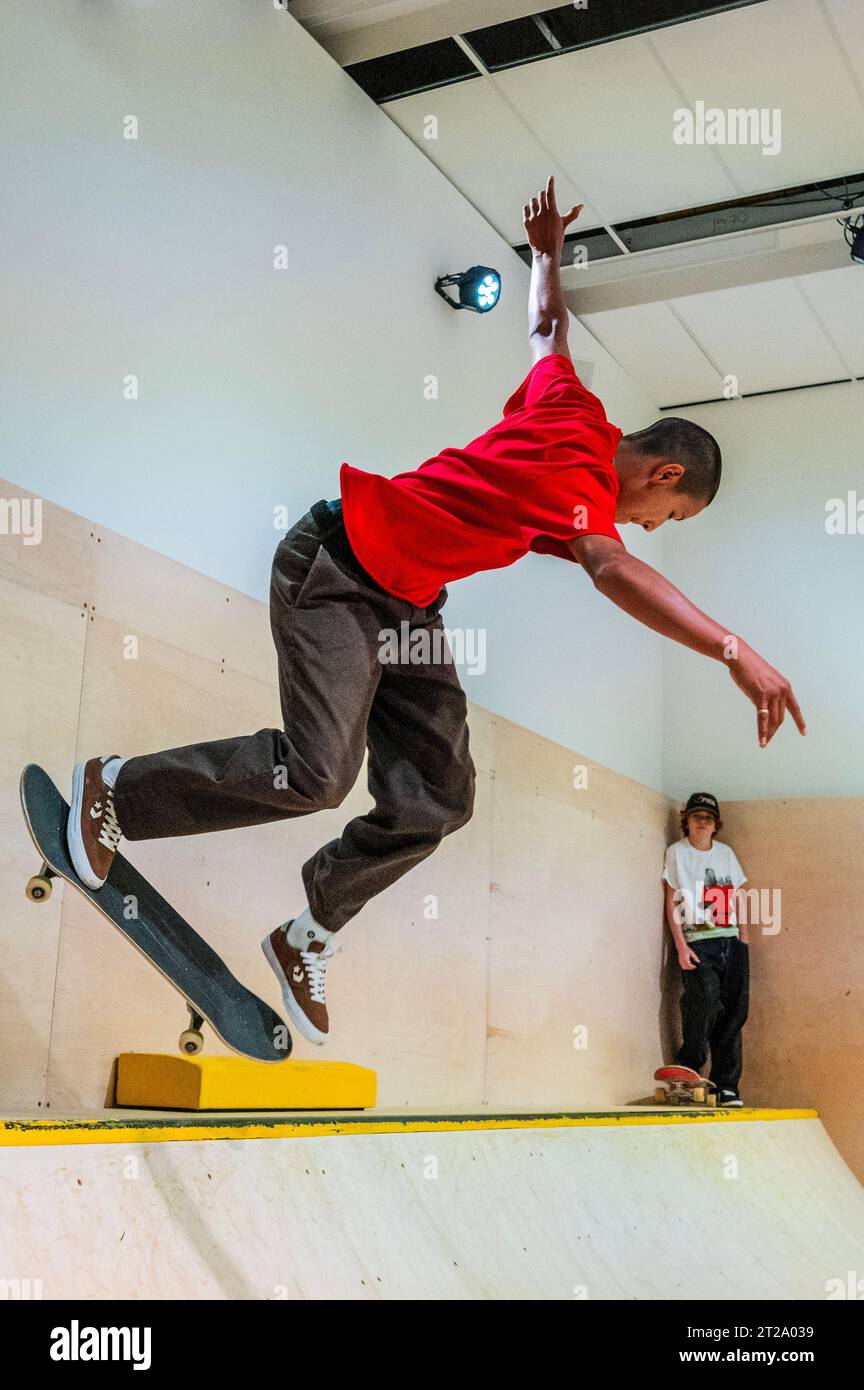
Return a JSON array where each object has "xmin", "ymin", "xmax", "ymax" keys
[{"xmin": 662, "ymin": 791, "xmax": 749, "ymax": 1106}]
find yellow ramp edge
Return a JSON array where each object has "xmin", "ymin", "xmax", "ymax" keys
[
  {"xmin": 115, "ymin": 1053, "xmax": 378, "ymax": 1111},
  {"xmin": 0, "ymin": 1108, "xmax": 818, "ymax": 1147}
]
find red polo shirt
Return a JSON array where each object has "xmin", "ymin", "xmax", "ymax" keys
[{"xmin": 340, "ymin": 353, "xmax": 624, "ymax": 607}]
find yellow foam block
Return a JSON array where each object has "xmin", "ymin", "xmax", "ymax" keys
[{"xmin": 115, "ymin": 1053, "xmax": 377, "ymax": 1111}]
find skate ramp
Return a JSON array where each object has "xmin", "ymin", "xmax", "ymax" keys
[{"xmin": 1, "ymin": 1111, "xmax": 862, "ymax": 1299}]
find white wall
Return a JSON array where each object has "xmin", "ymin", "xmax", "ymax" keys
[
  {"xmin": 660, "ymin": 381, "xmax": 864, "ymax": 799},
  {"xmin": 0, "ymin": 0, "xmax": 664, "ymax": 789}
]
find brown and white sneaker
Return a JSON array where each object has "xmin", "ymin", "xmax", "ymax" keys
[
  {"xmin": 67, "ymin": 755, "xmax": 125, "ymax": 889},
  {"xmin": 262, "ymin": 921, "xmax": 334, "ymax": 1046}
]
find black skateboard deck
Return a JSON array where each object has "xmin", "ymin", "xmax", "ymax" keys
[{"xmin": 20, "ymin": 764, "xmax": 291, "ymax": 1063}]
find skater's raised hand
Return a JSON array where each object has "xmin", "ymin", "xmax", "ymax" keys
[{"xmin": 523, "ymin": 174, "xmax": 582, "ymax": 258}]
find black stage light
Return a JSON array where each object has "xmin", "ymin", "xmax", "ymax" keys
[
  {"xmin": 840, "ymin": 214, "xmax": 864, "ymax": 264},
  {"xmin": 434, "ymin": 265, "xmax": 501, "ymax": 313}
]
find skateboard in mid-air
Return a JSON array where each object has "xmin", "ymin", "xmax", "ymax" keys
[
  {"xmin": 652, "ymin": 1064, "xmax": 717, "ymax": 1108},
  {"xmin": 20, "ymin": 764, "xmax": 291, "ymax": 1062}
]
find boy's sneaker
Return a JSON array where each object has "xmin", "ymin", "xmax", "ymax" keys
[
  {"xmin": 262, "ymin": 921, "xmax": 333, "ymax": 1045},
  {"xmin": 717, "ymin": 1089, "xmax": 743, "ymax": 1107},
  {"xmin": 67, "ymin": 756, "xmax": 125, "ymax": 889}
]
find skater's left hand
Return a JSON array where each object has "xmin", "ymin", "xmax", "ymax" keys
[
  {"xmin": 523, "ymin": 175, "xmax": 582, "ymax": 258},
  {"xmin": 678, "ymin": 945, "xmax": 701, "ymax": 970}
]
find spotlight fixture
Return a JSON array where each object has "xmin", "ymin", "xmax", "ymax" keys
[
  {"xmin": 434, "ymin": 265, "xmax": 501, "ymax": 313},
  {"xmin": 840, "ymin": 214, "xmax": 864, "ymax": 264}
]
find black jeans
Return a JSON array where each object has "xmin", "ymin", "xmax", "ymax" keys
[
  {"xmin": 113, "ymin": 501, "xmax": 476, "ymax": 931},
  {"xmin": 677, "ymin": 936, "xmax": 750, "ymax": 1091}
]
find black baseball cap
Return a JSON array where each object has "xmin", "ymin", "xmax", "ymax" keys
[{"xmin": 683, "ymin": 792, "xmax": 720, "ymax": 820}]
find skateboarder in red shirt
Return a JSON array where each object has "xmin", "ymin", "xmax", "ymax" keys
[{"xmin": 65, "ymin": 177, "xmax": 806, "ymax": 1046}]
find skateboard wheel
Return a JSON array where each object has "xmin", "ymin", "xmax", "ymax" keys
[
  {"xmin": 707, "ymin": 1092, "xmax": 717, "ymax": 1109},
  {"xmin": 179, "ymin": 1028, "xmax": 204, "ymax": 1056},
  {"xmin": 653, "ymin": 1087, "xmax": 666, "ymax": 1104},
  {"xmin": 693, "ymin": 1086, "xmax": 705, "ymax": 1103},
  {"xmin": 26, "ymin": 874, "xmax": 53, "ymax": 903}
]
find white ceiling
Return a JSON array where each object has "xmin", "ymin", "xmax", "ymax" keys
[
  {"xmin": 381, "ymin": 0, "xmax": 864, "ymax": 236},
  {"xmin": 289, "ymin": 0, "xmax": 864, "ymax": 405},
  {"xmin": 360, "ymin": 0, "xmax": 864, "ymax": 405},
  {"xmin": 581, "ymin": 265, "xmax": 864, "ymax": 405},
  {"xmin": 290, "ymin": 1, "xmax": 545, "ymax": 60}
]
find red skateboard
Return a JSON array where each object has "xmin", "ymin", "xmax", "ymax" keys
[{"xmin": 653, "ymin": 1065, "xmax": 717, "ymax": 1108}]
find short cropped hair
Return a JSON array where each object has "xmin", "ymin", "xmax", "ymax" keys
[{"xmin": 624, "ymin": 417, "xmax": 722, "ymax": 504}]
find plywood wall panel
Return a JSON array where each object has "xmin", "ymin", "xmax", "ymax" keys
[
  {"xmin": 74, "ymin": 613, "xmax": 283, "ymax": 769},
  {"xmin": 91, "ymin": 526, "xmax": 276, "ymax": 686},
  {"xmin": 0, "ymin": 475, "xmax": 278, "ymax": 684},
  {"xmin": 321, "ymin": 769, "xmax": 493, "ymax": 1108},
  {"xmin": 0, "ymin": 479, "xmax": 94, "ymax": 608},
  {"xmin": 464, "ymin": 701, "xmax": 493, "ymax": 778},
  {"xmin": 484, "ymin": 740, "xmax": 671, "ymax": 1109},
  {"xmin": 491, "ymin": 712, "xmax": 672, "ymax": 833},
  {"xmin": 0, "ymin": 577, "xmax": 87, "ymax": 1106},
  {"xmin": 719, "ymin": 797, "xmax": 864, "ymax": 1178}
]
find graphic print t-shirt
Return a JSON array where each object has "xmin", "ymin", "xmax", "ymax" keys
[{"xmin": 662, "ymin": 838, "xmax": 747, "ymax": 943}]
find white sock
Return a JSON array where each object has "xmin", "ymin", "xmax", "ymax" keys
[
  {"xmin": 285, "ymin": 908, "xmax": 334, "ymax": 949},
  {"xmin": 101, "ymin": 756, "xmax": 128, "ymax": 790}
]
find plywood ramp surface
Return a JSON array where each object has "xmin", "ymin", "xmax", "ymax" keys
[{"xmin": 0, "ymin": 1117, "xmax": 861, "ymax": 1300}]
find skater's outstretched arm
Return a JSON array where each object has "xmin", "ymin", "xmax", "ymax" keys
[
  {"xmin": 524, "ymin": 174, "xmax": 582, "ymax": 364},
  {"xmin": 570, "ymin": 533, "xmax": 806, "ymax": 749}
]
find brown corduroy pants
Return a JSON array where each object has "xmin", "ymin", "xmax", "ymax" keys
[{"xmin": 112, "ymin": 500, "xmax": 476, "ymax": 931}]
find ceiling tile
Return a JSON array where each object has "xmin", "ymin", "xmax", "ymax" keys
[
  {"xmin": 580, "ymin": 301, "xmax": 723, "ymax": 407},
  {"xmin": 494, "ymin": 35, "xmax": 741, "ymax": 224},
  {"xmin": 652, "ymin": 0, "xmax": 864, "ymax": 194},
  {"xmin": 795, "ymin": 265, "xmax": 864, "ymax": 374},
  {"xmin": 384, "ymin": 80, "xmax": 603, "ymax": 242},
  {"xmin": 669, "ymin": 279, "xmax": 852, "ymax": 392},
  {"xmin": 822, "ymin": 0, "xmax": 864, "ymax": 91}
]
